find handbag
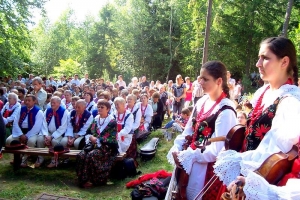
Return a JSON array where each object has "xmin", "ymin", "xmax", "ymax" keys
[
  {"xmin": 83, "ymin": 142, "xmax": 94, "ymax": 153},
  {"xmin": 277, "ymin": 137, "xmax": 300, "ymax": 186}
]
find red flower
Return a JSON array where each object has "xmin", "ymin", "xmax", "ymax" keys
[
  {"xmin": 202, "ymin": 127, "xmax": 212, "ymax": 137},
  {"xmin": 121, "ymin": 136, "xmax": 125, "ymax": 142},
  {"xmin": 267, "ymin": 111, "xmax": 274, "ymax": 118},
  {"xmin": 255, "ymin": 125, "xmax": 270, "ymax": 140}
]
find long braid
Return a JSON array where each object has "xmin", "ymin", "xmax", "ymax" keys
[{"xmin": 222, "ymin": 81, "xmax": 230, "ymax": 98}]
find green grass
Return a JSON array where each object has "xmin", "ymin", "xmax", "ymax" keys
[{"xmin": 0, "ymin": 130, "xmax": 175, "ymax": 200}]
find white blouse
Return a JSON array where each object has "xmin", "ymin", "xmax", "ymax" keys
[{"xmin": 214, "ymin": 84, "xmax": 300, "ymax": 187}]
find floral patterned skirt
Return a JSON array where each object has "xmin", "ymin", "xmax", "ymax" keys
[{"xmin": 76, "ymin": 145, "xmax": 116, "ymax": 186}]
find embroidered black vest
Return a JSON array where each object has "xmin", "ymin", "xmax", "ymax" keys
[
  {"xmin": 245, "ymin": 96, "xmax": 282, "ymax": 151},
  {"xmin": 192, "ymin": 105, "xmax": 236, "ymax": 143}
]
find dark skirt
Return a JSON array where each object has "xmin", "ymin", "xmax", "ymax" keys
[
  {"xmin": 126, "ymin": 134, "xmax": 137, "ymax": 160},
  {"xmin": 76, "ymin": 145, "xmax": 116, "ymax": 186}
]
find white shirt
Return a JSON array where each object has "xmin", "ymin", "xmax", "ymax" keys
[
  {"xmin": 113, "ymin": 110, "xmax": 134, "ymax": 153},
  {"xmin": 12, "ymin": 107, "xmax": 44, "ymax": 138},
  {"xmin": 214, "ymin": 84, "xmax": 300, "ymax": 188},
  {"xmin": 65, "ymin": 111, "xmax": 94, "ymax": 137},
  {"xmin": 39, "ymin": 108, "xmax": 69, "ymax": 139},
  {"xmin": 126, "ymin": 103, "xmax": 142, "ymax": 132},
  {"xmin": 70, "ymin": 79, "xmax": 80, "ymax": 86},
  {"xmin": 116, "ymin": 80, "xmax": 126, "ymax": 88}
]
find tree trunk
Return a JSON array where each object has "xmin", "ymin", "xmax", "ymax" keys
[
  {"xmin": 282, "ymin": 0, "xmax": 294, "ymax": 38},
  {"xmin": 167, "ymin": 6, "xmax": 173, "ymax": 82},
  {"xmin": 201, "ymin": 0, "xmax": 213, "ymax": 67}
]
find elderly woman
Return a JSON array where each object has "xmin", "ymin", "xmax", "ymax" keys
[
  {"xmin": 1, "ymin": 93, "xmax": 21, "ymax": 138},
  {"xmin": 62, "ymin": 90, "xmax": 73, "ymax": 111},
  {"xmin": 113, "ymin": 97, "xmax": 133, "ymax": 154},
  {"xmin": 138, "ymin": 93, "xmax": 153, "ymax": 132},
  {"xmin": 76, "ymin": 100, "xmax": 118, "ymax": 188},
  {"xmin": 151, "ymin": 92, "xmax": 164, "ymax": 129},
  {"xmin": 84, "ymin": 92, "xmax": 95, "ymax": 113},
  {"xmin": 126, "ymin": 94, "xmax": 141, "ymax": 160}
]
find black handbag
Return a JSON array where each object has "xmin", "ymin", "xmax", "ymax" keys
[{"xmin": 83, "ymin": 142, "xmax": 94, "ymax": 153}]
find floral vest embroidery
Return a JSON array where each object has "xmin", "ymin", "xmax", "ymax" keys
[
  {"xmin": 45, "ymin": 106, "xmax": 65, "ymax": 129},
  {"xmin": 192, "ymin": 105, "xmax": 236, "ymax": 143},
  {"xmin": 245, "ymin": 96, "xmax": 283, "ymax": 151},
  {"xmin": 18, "ymin": 105, "xmax": 40, "ymax": 130},
  {"xmin": 90, "ymin": 119, "xmax": 118, "ymax": 146}
]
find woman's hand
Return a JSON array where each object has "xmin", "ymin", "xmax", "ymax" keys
[
  {"xmin": 89, "ymin": 136, "xmax": 97, "ymax": 144},
  {"xmin": 227, "ymin": 176, "xmax": 245, "ymax": 191}
]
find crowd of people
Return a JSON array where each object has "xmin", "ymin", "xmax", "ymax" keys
[{"xmin": 0, "ymin": 36, "xmax": 299, "ymax": 199}]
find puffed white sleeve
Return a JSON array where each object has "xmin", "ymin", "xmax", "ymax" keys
[
  {"xmin": 132, "ymin": 107, "xmax": 141, "ymax": 131},
  {"xmin": 119, "ymin": 113, "xmax": 133, "ymax": 137},
  {"xmin": 239, "ymin": 96, "xmax": 300, "ymax": 176},
  {"xmin": 177, "ymin": 109, "xmax": 237, "ymax": 174},
  {"xmin": 144, "ymin": 106, "xmax": 153, "ymax": 124},
  {"xmin": 243, "ymin": 171, "xmax": 300, "ymax": 200}
]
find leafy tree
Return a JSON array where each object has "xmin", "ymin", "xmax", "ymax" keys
[{"xmin": 0, "ymin": 0, "xmax": 46, "ymax": 76}]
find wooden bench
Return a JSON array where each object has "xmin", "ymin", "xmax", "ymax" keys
[{"xmin": 2, "ymin": 147, "xmax": 126, "ymax": 171}]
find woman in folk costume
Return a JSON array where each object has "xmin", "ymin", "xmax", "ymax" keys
[
  {"xmin": 61, "ymin": 90, "xmax": 73, "ymax": 112},
  {"xmin": 213, "ymin": 37, "xmax": 300, "ymax": 200},
  {"xmin": 76, "ymin": 100, "xmax": 118, "ymax": 188},
  {"xmin": 84, "ymin": 92, "xmax": 95, "ymax": 113},
  {"xmin": 113, "ymin": 97, "xmax": 134, "ymax": 154},
  {"xmin": 138, "ymin": 93, "xmax": 153, "ymax": 133},
  {"xmin": 125, "ymin": 94, "xmax": 141, "ymax": 160},
  {"xmin": 166, "ymin": 61, "xmax": 237, "ymax": 200},
  {"xmin": 1, "ymin": 93, "xmax": 21, "ymax": 138}
]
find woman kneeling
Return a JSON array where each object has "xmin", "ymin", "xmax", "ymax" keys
[{"xmin": 76, "ymin": 99, "xmax": 118, "ymax": 188}]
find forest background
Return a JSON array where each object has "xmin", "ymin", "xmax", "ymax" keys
[{"xmin": 1, "ymin": 0, "xmax": 300, "ymax": 88}]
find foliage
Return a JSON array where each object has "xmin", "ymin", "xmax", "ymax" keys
[
  {"xmin": 0, "ymin": 0, "xmax": 46, "ymax": 76},
  {"xmin": 2, "ymin": 0, "xmax": 300, "ymax": 83},
  {"xmin": 52, "ymin": 59, "xmax": 86, "ymax": 78}
]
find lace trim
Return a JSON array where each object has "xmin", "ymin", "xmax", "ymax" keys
[
  {"xmin": 243, "ymin": 171, "xmax": 279, "ymax": 200},
  {"xmin": 213, "ymin": 150, "xmax": 242, "ymax": 186},
  {"xmin": 177, "ymin": 147, "xmax": 199, "ymax": 175}
]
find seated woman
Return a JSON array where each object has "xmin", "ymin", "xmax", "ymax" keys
[
  {"xmin": 213, "ymin": 37, "xmax": 300, "ymax": 199},
  {"xmin": 166, "ymin": 61, "xmax": 237, "ymax": 200},
  {"xmin": 113, "ymin": 97, "xmax": 133, "ymax": 154},
  {"xmin": 84, "ymin": 92, "xmax": 95, "ymax": 113},
  {"xmin": 1, "ymin": 93, "xmax": 21, "ymax": 138},
  {"xmin": 126, "ymin": 94, "xmax": 141, "ymax": 162},
  {"xmin": 61, "ymin": 90, "xmax": 73, "ymax": 111},
  {"xmin": 76, "ymin": 100, "xmax": 118, "ymax": 188},
  {"xmin": 151, "ymin": 92, "xmax": 164, "ymax": 129},
  {"xmin": 138, "ymin": 93, "xmax": 153, "ymax": 133}
]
